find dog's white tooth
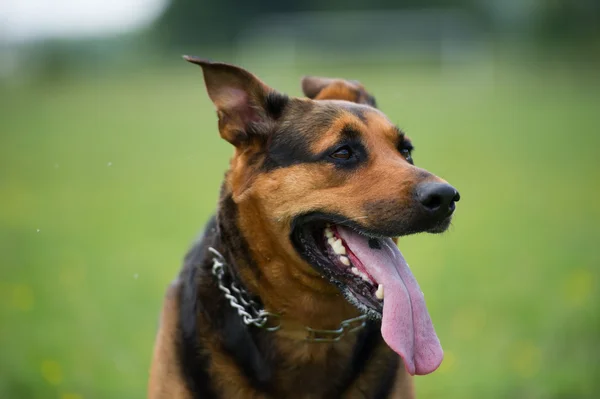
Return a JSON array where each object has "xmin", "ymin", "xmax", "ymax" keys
[
  {"xmin": 376, "ymin": 284, "xmax": 384, "ymax": 300},
  {"xmin": 324, "ymin": 228, "xmax": 333, "ymax": 238},
  {"xmin": 339, "ymin": 256, "xmax": 350, "ymax": 266},
  {"xmin": 327, "ymin": 237, "xmax": 336, "ymax": 245},
  {"xmin": 332, "ymin": 239, "xmax": 346, "ymax": 254},
  {"xmin": 351, "ymin": 267, "xmax": 359, "ymax": 276},
  {"xmin": 332, "ymin": 241, "xmax": 346, "ymax": 255}
]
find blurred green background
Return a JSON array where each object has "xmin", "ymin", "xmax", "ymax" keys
[{"xmin": 1, "ymin": 1, "xmax": 599, "ymax": 398}]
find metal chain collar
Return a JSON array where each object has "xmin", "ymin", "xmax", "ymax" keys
[
  {"xmin": 209, "ymin": 247, "xmax": 367, "ymax": 342},
  {"xmin": 209, "ymin": 247, "xmax": 281, "ymax": 332}
]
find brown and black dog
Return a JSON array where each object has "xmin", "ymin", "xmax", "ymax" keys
[{"xmin": 148, "ymin": 58, "xmax": 460, "ymax": 399}]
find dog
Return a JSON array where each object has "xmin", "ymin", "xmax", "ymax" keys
[{"xmin": 148, "ymin": 58, "xmax": 460, "ymax": 399}]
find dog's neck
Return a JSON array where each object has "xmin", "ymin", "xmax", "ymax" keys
[{"xmin": 215, "ymin": 185, "xmax": 360, "ymax": 331}]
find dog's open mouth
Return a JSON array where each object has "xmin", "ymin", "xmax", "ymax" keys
[{"xmin": 291, "ymin": 217, "xmax": 444, "ymax": 376}]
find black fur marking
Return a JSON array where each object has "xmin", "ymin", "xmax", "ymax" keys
[
  {"xmin": 263, "ymin": 124, "xmax": 368, "ymax": 171},
  {"xmin": 324, "ymin": 320, "xmax": 383, "ymax": 397},
  {"xmin": 339, "ymin": 125, "xmax": 362, "ymax": 140},
  {"xmin": 345, "ymin": 105, "xmax": 368, "ymax": 124},
  {"xmin": 264, "ymin": 91, "xmax": 289, "ymax": 120},
  {"xmin": 177, "ymin": 217, "xmax": 218, "ymax": 398},
  {"xmin": 262, "ymin": 103, "xmax": 341, "ymax": 171},
  {"xmin": 373, "ymin": 355, "xmax": 400, "ymax": 399},
  {"xmin": 262, "ymin": 126, "xmax": 317, "ymax": 170},
  {"xmin": 218, "ymin": 192, "xmax": 263, "ymax": 283},
  {"xmin": 218, "ymin": 284, "xmax": 274, "ymax": 391}
]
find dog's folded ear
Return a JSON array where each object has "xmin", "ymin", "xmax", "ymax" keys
[
  {"xmin": 184, "ymin": 56, "xmax": 288, "ymax": 146},
  {"xmin": 302, "ymin": 76, "xmax": 377, "ymax": 108}
]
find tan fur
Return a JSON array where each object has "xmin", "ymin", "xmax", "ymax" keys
[
  {"xmin": 302, "ymin": 76, "xmax": 375, "ymax": 105},
  {"xmin": 389, "ymin": 367, "xmax": 416, "ymax": 399},
  {"xmin": 148, "ymin": 281, "xmax": 192, "ymax": 399}
]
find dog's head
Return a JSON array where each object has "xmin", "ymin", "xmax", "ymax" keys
[{"xmin": 186, "ymin": 57, "xmax": 459, "ymax": 375}]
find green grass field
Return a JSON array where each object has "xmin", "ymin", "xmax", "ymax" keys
[{"xmin": 1, "ymin": 59, "xmax": 599, "ymax": 398}]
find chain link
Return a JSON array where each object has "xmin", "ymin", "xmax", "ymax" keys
[
  {"xmin": 305, "ymin": 314, "xmax": 367, "ymax": 342},
  {"xmin": 209, "ymin": 247, "xmax": 281, "ymax": 331}
]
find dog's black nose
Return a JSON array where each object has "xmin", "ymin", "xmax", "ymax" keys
[{"xmin": 416, "ymin": 182, "xmax": 460, "ymax": 216}]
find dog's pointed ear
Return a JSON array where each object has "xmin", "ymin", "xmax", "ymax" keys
[
  {"xmin": 184, "ymin": 56, "xmax": 288, "ymax": 146},
  {"xmin": 302, "ymin": 76, "xmax": 337, "ymax": 99},
  {"xmin": 301, "ymin": 76, "xmax": 377, "ymax": 108}
]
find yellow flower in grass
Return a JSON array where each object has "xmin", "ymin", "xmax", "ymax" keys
[
  {"xmin": 563, "ymin": 268, "xmax": 594, "ymax": 307},
  {"xmin": 511, "ymin": 341, "xmax": 541, "ymax": 379},
  {"xmin": 41, "ymin": 360, "xmax": 63, "ymax": 385}
]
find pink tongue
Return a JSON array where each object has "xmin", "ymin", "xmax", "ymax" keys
[{"xmin": 337, "ymin": 226, "xmax": 443, "ymax": 375}]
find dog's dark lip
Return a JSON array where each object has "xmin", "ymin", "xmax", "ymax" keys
[
  {"xmin": 426, "ymin": 214, "xmax": 453, "ymax": 234},
  {"xmin": 290, "ymin": 212, "xmax": 393, "ymax": 240},
  {"xmin": 290, "ymin": 211, "xmax": 453, "ymax": 241}
]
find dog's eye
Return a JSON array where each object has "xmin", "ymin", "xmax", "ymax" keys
[
  {"xmin": 330, "ymin": 146, "xmax": 353, "ymax": 160},
  {"xmin": 400, "ymin": 148, "xmax": 413, "ymax": 164}
]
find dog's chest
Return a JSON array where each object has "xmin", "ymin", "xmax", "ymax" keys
[{"xmin": 266, "ymin": 338, "xmax": 397, "ymax": 399}]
